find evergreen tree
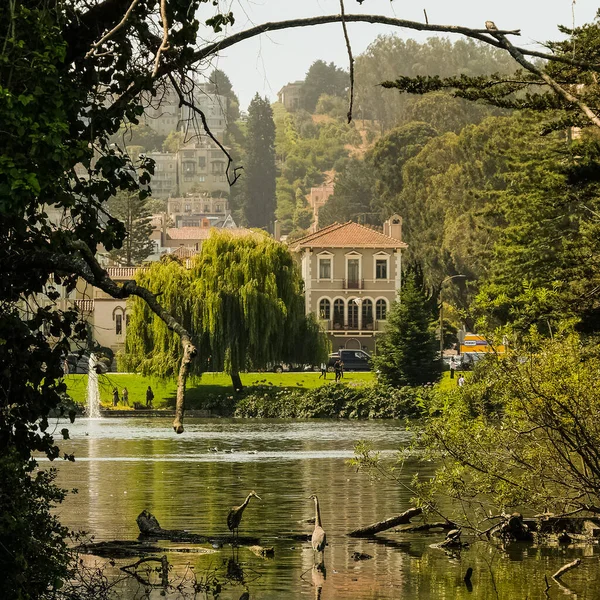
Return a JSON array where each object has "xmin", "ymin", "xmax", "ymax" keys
[
  {"xmin": 373, "ymin": 272, "xmax": 440, "ymax": 387},
  {"xmin": 107, "ymin": 191, "xmax": 155, "ymax": 266},
  {"xmin": 300, "ymin": 60, "xmax": 349, "ymax": 113},
  {"xmin": 243, "ymin": 94, "xmax": 276, "ymax": 229}
]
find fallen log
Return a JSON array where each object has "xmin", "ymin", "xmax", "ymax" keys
[
  {"xmin": 552, "ymin": 558, "xmax": 581, "ymax": 581},
  {"xmin": 248, "ymin": 545, "xmax": 274, "ymax": 558},
  {"xmin": 136, "ymin": 510, "xmax": 259, "ymax": 546},
  {"xmin": 398, "ymin": 521, "xmax": 457, "ymax": 533},
  {"xmin": 79, "ymin": 540, "xmax": 164, "ymax": 558},
  {"xmin": 347, "ymin": 507, "xmax": 422, "ymax": 537}
]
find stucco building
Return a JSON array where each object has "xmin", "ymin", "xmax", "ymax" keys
[
  {"xmin": 277, "ymin": 81, "xmax": 303, "ymax": 111},
  {"xmin": 292, "ymin": 217, "xmax": 407, "ymax": 353}
]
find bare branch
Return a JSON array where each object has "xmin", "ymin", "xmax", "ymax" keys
[
  {"xmin": 152, "ymin": 0, "xmax": 170, "ymax": 77},
  {"xmin": 167, "ymin": 73, "xmax": 242, "ymax": 186},
  {"xmin": 339, "ymin": 0, "xmax": 355, "ymax": 123},
  {"xmin": 85, "ymin": 0, "xmax": 140, "ymax": 59}
]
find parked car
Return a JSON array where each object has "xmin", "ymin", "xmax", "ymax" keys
[{"xmin": 327, "ymin": 349, "xmax": 372, "ymax": 372}]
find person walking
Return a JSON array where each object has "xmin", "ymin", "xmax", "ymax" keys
[
  {"xmin": 112, "ymin": 388, "xmax": 119, "ymax": 407},
  {"xmin": 449, "ymin": 357, "xmax": 456, "ymax": 380},
  {"xmin": 334, "ymin": 359, "xmax": 342, "ymax": 382},
  {"xmin": 122, "ymin": 387, "xmax": 129, "ymax": 406},
  {"xmin": 339, "ymin": 360, "xmax": 344, "ymax": 379},
  {"xmin": 319, "ymin": 362, "xmax": 327, "ymax": 379},
  {"xmin": 457, "ymin": 374, "xmax": 465, "ymax": 387},
  {"xmin": 146, "ymin": 385, "xmax": 154, "ymax": 408}
]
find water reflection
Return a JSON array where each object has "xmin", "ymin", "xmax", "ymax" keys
[{"xmin": 53, "ymin": 418, "xmax": 600, "ymax": 599}]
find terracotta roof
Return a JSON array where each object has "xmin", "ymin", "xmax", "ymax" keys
[
  {"xmin": 292, "ymin": 221, "xmax": 408, "ymax": 250},
  {"xmin": 171, "ymin": 246, "xmax": 198, "ymax": 258},
  {"xmin": 166, "ymin": 226, "xmax": 259, "ymax": 241},
  {"xmin": 167, "ymin": 227, "xmax": 211, "ymax": 240}
]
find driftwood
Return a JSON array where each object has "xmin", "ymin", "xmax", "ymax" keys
[
  {"xmin": 351, "ymin": 551, "xmax": 373, "ymax": 561},
  {"xmin": 136, "ymin": 510, "xmax": 259, "ymax": 546},
  {"xmin": 347, "ymin": 507, "xmax": 423, "ymax": 537},
  {"xmin": 398, "ymin": 521, "xmax": 457, "ymax": 533},
  {"xmin": 552, "ymin": 558, "xmax": 581, "ymax": 581},
  {"xmin": 79, "ymin": 540, "xmax": 164, "ymax": 558}
]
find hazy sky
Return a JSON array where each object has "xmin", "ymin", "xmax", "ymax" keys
[{"xmin": 203, "ymin": 0, "xmax": 599, "ymax": 110}]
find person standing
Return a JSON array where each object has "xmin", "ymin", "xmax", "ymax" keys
[
  {"xmin": 122, "ymin": 387, "xmax": 129, "ymax": 406},
  {"xmin": 319, "ymin": 362, "xmax": 327, "ymax": 380},
  {"xmin": 449, "ymin": 357, "xmax": 456, "ymax": 380},
  {"xmin": 146, "ymin": 385, "xmax": 154, "ymax": 408},
  {"xmin": 339, "ymin": 360, "xmax": 344, "ymax": 379},
  {"xmin": 112, "ymin": 388, "xmax": 119, "ymax": 407},
  {"xmin": 457, "ymin": 374, "xmax": 465, "ymax": 387},
  {"xmin": 334, "ymin": 359, "xmax": 342, "ymax": 382}
]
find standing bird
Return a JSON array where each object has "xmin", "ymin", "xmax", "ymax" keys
[
  {"xmin": 227, "ymin": 491, "xmax": 261, "ymax": 542},
  {"xmin": 308, "ymin": 494, "xmax": 327, "ymax": 560},
  {"xmin": 485, "ymin": 20, "xmax": 498, "ymax": 31}
]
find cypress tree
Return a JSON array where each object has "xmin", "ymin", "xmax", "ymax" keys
[
  {"xmin": 107, "ymin": 191, "xmax": 155, "ymax": 266},
  {"xmin": 373, "ymin": 272, "xmax": 441, "ymax": 387},
  {"xmin": 242, "ymin": 94, "xmax": 276, "ymax": 230}
]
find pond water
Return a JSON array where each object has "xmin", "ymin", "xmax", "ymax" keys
[{"xmin": 52, "ymin": 417, "xmax": 600, "ymax": 599}]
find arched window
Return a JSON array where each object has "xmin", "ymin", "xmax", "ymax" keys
[
  {"xmin": 319, "ymin": 298, "xmax": 331, "ymax": 320},
  {"xmin": 362, "ymin": 299, "xmax": 373, "ymax": 329},
  {"xmin": 348, "ymin": 298, "xmax": 359, "ymax": 329},
  {"xmin": 333, "ymin": 299, "xmax": 344, "ymax": 329},
  {"xmin": 376, "ymin": 299, "xmax": 388, "ymax": 320}
]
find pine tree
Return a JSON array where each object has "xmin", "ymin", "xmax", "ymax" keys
[
  {"xmin": 107, "ymin": 191, "xmax": 155, "ymax": 266},
  {"xmin": 242, "ymin": 94, "xmax": 276, "ymax": 229},
  {"xmin": 373, "ymin": 272, "xmax": 441, "ymax": 387}
]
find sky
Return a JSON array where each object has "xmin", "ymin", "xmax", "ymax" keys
[{"xmin": 201, "ymin": 0, "xmax": 599, "ymax": 110}]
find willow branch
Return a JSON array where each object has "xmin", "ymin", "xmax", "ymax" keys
[
  {"xmin": 339, "ymin": 0, "xmax": 355, "ymax": 123},
  {"xmin": 488, "ymin": 29, "xmax": 600, "ymax": 128}
]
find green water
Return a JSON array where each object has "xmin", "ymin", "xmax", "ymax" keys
[{"xmin": 52, "ymin": 417, "xmax": 600, "ymax": 599}]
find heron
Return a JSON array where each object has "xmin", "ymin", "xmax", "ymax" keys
[
  {"xmin": 227, "ymin": 491, "xmax": 261, "ymax": 542},
  {"xmin": 308, "ymin": 494, "xmax": 326, "ymax": 559}
]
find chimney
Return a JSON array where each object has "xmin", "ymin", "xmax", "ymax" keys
[
  {"xmin": 273, "ymin": 220, "xmax": 281, "ymax": 242},
  {"xmin": 385, "ymin": 214, "xmax": 403, "ymax": 241}
]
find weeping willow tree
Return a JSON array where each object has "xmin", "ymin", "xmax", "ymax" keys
[{"xmin": 124, "ymin": 231, "xmax": 328, "ymax": 390}]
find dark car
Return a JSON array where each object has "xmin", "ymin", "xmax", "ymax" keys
[{"xmin": 327, "ymin": 349, "xmax": 372, "ymax": 372}]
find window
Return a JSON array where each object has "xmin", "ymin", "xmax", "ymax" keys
[
  {"xmin": 115, "ymin": 314, "xmax": 122, "ymax": 335},
  {"xmin": 198, "ymin": 157, "xmax": 206, "ymax": 169},
  {"xmin": 347, "ymin": 299, "xmax": 359, "ymax": 329},
  {"xmin": 319, "ymin": 298, "xmax": 331, "ymax": 320},
  {"xmin": 362, "ymin": 299, "xmax": 373, "ymax": 328},
  {"xmin": 347, "ymin": 258, "xmax": 360, "ymax": 288},
  {"xmin": 375, "ymin": 259, "xmax": 388, "ymax": 280},
  {"xmin": 204, "ymin": 205, "xmax": 210, "ymax": 212},
  {"xmin": 319, "ymin": 258, "xmax": 331, "ymax": 280},
  {"xmin": 333, "ymin": 299, "xmax": 344, "ymax": 328},
  {"xmin": 376, "ymin": 299, "xmax": 387, "ymax": 320},
  {"xmin": 185, "ymin": 204, "xmax": 191, "ymax": 212},
  {"xmin": 198, "ymin": 176, "xmax": 205, "ymax": 182},
  {"xmin": 216, "ymin": 205, "xmax": 221, "ymax": 212}
]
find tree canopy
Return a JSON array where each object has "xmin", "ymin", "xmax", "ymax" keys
[{"xmin": 124, "ymin": 232, "xmax": 328, "ymax": 389}]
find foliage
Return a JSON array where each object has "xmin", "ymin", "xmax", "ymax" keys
[
  {"xmin": 420, "ymin": 333, "xmax": 600, "ymax": 517},
  {"xmin": 373, "ymin": 272, "xmax": 441, "ymax": 387},
  {"xmin": 0, "ymin": 454, "xmax": 73, "ymax": 599},
  {"xmin": 232, "ymin": 382, "xmax": 428, "ymax": 419},
  {"xmin": 318, "ymin": 158, "xmax": 375, "ymax": 227},
  {"xmin": 162, "ymin": 130, "xmax": 184, "ymax": 153},
  {"xmin": 354, "ymin": 36, "xmax": 516, "ymax": 130},
  {"xmin": 242, "ymin": 95, "xmax": 276, "ymax": 229},
  {"xmin": 107, "ymin": 191, "xmax": 155, "ymax": 266},
  {"xmin": 124, "ymin": 232, "xmax": 329, "ymax": 386},
  {"xmin": 110, "ymin": 123, "xmax": 166, "ymax": 153},
  {"xmin": 300, "ymin": 60, "xmax": 349, "ymax": 113}
]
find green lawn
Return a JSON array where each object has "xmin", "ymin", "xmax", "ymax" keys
[
  {"xmin": 65, "ymin": 371, "xmax": 375, "ymax": 409},
  {"xmin": 436, "ymin": 370, "xmax": 471, "ymax": 392}
]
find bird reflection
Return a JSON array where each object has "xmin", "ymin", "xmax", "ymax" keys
[
  {"xmin": 312, "ymin": 563, "xmax": 326, "ymax": 599},
  {"xmin": 226, "ymin": 557, "xmax": 245, "ymax": 583}
]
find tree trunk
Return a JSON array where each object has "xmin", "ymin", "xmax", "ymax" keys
[
  {"xmin": 347, "ymin": 507, "xmax": 423, "ymax": 537},
  {"xmin": 231, "ymin": 371, "xmax": 244, "ymax": 392},
  {"xmin": 173, "ymin": 337, "xmax": 196, "ymax": 434}
]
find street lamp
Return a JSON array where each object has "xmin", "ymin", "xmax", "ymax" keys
[{"xmin": 439, "ymin": 275, "xmax": 466, "ymax": 362}]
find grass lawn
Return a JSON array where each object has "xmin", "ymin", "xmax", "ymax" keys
[
  {"xmin": 436, "ymin": 370, "xmax": 472, "ymax": 392},
  {"xmin": 65, "ymin": 371, "xmax": 375, "ymax": 409}
]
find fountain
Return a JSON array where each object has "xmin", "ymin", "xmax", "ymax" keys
[{"xmin": 86, "ymin": 353, "xmax": 101, "ymax": 418}]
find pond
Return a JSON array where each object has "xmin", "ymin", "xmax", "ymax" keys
[{"xmin": 52, "ymin": 417, "xmax": 599, "ymax": 599}]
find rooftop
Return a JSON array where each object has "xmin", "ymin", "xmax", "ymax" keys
[
  {"xmin": 292, "ymin": 222, "xmax": 408, "ymax": 251},
  {"xmin": 166, "ymin": 226, "xmax": 257, "ymax": 241}
]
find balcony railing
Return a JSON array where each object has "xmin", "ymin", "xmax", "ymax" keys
[
  {"xmin": 73, "ymin": 299, "xmax": 94, "ymax": 313},
  {"xmin": 342, "ymin": 278, "xmax": 364, "ymax": 290},
  {"xmin": 325, "ymin": 320, "xmax": 379, "ymax": 332}
]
